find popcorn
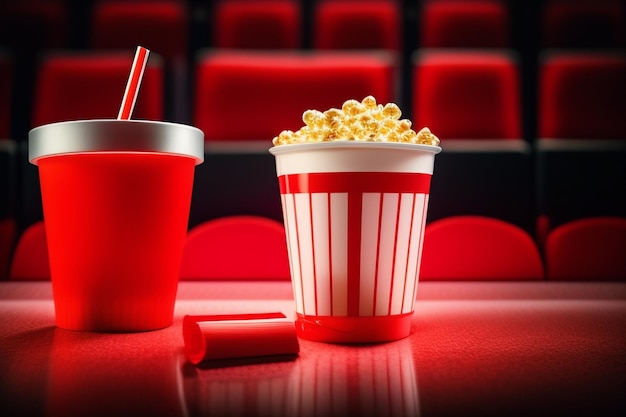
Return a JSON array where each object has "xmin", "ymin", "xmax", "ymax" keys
[{"xmin": 272, "ymin": 96, "xmax": 440, "ymax": 146}]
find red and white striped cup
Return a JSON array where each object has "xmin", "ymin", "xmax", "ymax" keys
[{"xmin": 270, "ymin": 141, "xmax": 441, "ymax": 343}]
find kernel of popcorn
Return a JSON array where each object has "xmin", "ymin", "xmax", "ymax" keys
[
  {"xmin": 372, "ymin": 104, "xmax": 385, "ymax": 120},
  {"xmin": 380, "ymin": 118, "xmax": 394, "ymax": 129},
  {"xmin": 361, "ymin": 95, "xmax": 377, "ymax": 110},
  {"xmin": 389, "ymin": 133, "xmax": 402, "ymax": 143},
  {"xmin": 397, "ymin": 119, "xmax": 412, "ymax": 132},
  {"xmin": 358, "ymin": 112, "xmax": 372, "ymax": 122},
  {"xmin": 382, "ymin": 103, "xmax": 401, "ymax": 120},
  {"xmin": 324, "ymin": 108, "xmax": 342, "ymax": 121},
  {"xmin": 342, "ymin": 99, "xmax": 362, "ymax": 116},
  {"xmin": 272, "ymin": 96, "xmax": 440, "ymax": 146},
  {"xmin": 302, "ymin": 109, "xmax": 324, "ymax": 128},
  {"xmin": 400, "ymin": 130, "xmax": 417, "ymax": 143},
  {"xmin": 336, "ymin": 125, "xmax": 351, "ymax": 140},
  {"xmin": 416, "ymin": 127, "xmax": 440, "ymax": 146}
]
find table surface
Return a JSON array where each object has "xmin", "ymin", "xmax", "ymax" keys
[{"xmin": 1, "ymin": 281, "xmax": 625, "ymax": 417}]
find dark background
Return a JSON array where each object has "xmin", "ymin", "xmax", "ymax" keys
[{"xmin": 1, "ymin": 0, "xmax": 625, "ymax": 276}]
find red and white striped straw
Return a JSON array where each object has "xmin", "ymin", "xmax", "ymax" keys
[{"xmin": 117, "ymin": 46, "xmax": 150, "ymax": 120}]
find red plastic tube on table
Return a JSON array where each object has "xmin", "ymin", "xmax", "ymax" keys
[{"xmin": 183, "ymin": 313, "xmax": 300, "ymax": 365}]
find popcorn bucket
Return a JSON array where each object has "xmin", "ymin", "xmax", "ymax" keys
[{"xmin": 270, "ymin": 142, "xmax": 441, "ymax": 343}]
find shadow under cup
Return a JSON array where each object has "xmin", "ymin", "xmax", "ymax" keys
[
  {"xmin": 29, "ymin": 120, "xmax": 204, "ymax": 332},
  {"xmin": 270, "ymin": 142, "xmax": 441, "ymax": 343}
]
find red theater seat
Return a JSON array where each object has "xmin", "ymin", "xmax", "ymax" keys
[
  {"xmin": 538, "ymin": 51, "xmax": 626, "ymax": 140},
  {"xmin": 91, "ymin": 0, "xmax": 188, "ymax": 61},
  {"xmin": 420, "ymin": 216, "xmax": 544, "ymax": 280},
  {"xmin": 31, "ymin": 51, "xmax": 163, "ymax": 127},
  {"xmin": 542, "ymin": 0, "xmax": 626, "ymax": 48},
  {"xmin": 9, "ymin": 220, "xmax": 50, "ymax": 280},
  {"xmin": 419, "ymin": 0, "xmax": 510, "ymax": 48},
  {"xmin": 180, "ymin": 215, "xmax": 291, "ymax": 280},
  {"xmin": 536, "ymin": 52, "xmax": 626, "ymax": 230},
  {"xmin": 313, "ymin": 0, "xmax": 401, "ymax": 50},
  {"xmin": 194, "ymin": 50, "xmax": 395, "ymax": 141},
  {"xmin": 412, "ymin": 50, "xmax": 521, "ymax": 140},
  {"xmin": 545, "ymin": 217, "xmax": 626, "ymax": 281},
  {"xmin": 212, "ymin": 0, "xmax": 301, "ymax": 49}
]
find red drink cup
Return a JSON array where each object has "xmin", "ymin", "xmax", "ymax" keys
[
  {"xmin": 270, "ymin": 142, "xmax": 441, "ymax": 343},
  {"xmin": 29, "ymin": 120, "xmax": 203, "ymax": 332}
]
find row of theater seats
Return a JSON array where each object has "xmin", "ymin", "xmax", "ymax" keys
[
  {"xmin": 6, "ymin": 215, "xmax": 626, "ymax": 281},
  {"xmin": 0, "ymin": 48, "xmax": 624, "ymax": 246},
  {"xmin": 0, "ymin": 1, "xmax": 624, "ymax": 280},
  {"xmin": 1, "ymin": 0, "xmax": 623, "ymax": 136},
  {"xmin": 1, "ymin": 0, "xmax": 624, "ymax": 53},
  {"xmin": 1, "ymin": 48, "xmax": 624, "ymax": 141}
]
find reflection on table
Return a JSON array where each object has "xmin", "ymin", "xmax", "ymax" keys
[{"xmin": 182, "ymin": 338, "xmax": 418, "ymax": 417}]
